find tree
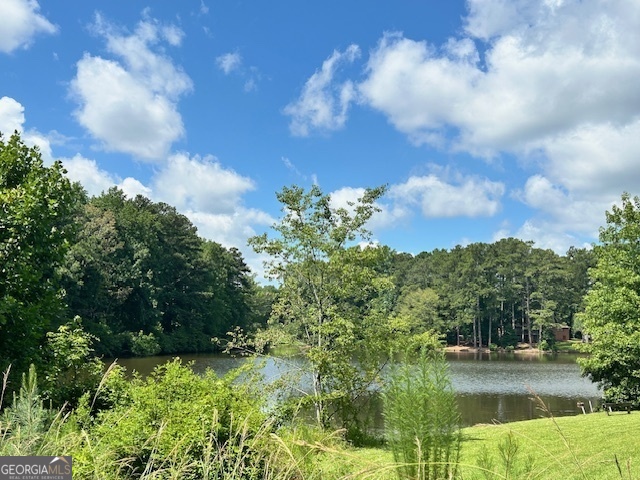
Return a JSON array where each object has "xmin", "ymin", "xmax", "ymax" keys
[
  {"xmin": 249, "ymin": 184, "xmax": 410, "ymax": 438},
  {"xmin": 62, "ymin": 189, "xmax": 256, "ymax": 356},
  {"xmin": 578, "ymin": 193, "xmax": 640, "ymax": 406},
  {"xmin": 0, "ymin": 132, "xmax": 83, "ymax": 379}
]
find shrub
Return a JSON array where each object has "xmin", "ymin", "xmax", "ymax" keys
[
  {"xmin": 42, "ymin": 318, "xmax": 103, "ymax": 408},
  {"xmin": 73, "ymin": 359, "xmax": 270, "ymax": 478},
  {"xmin": 0, "ymin": 365, "xmax": 60, "ymax": 456},
  {"xmin": 382, "ymin": 348, "xmax": 461, "ymax": 480},
  {"xmin": 128, "ymin": 331, "xmax": 161, "ymax": 357}
]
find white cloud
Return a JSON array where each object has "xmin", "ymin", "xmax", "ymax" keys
[
  {"xmin": 359, "ymin": 33, "xmax": 481, "ymax": 147},
  {"xmin": 284, "ymin": 44, "xmax": 361, "ymax": 136},
  {"xmin": 541, "ymin": 120, "xmax": 640, "ymax": 196},
  {"xmin": 0, "ymin": 96, "xmax": 25, "ymax": 133},
  {"xmin": 330, "ymin": 186, "xmax": 409, "ymax": 231},
  {"xmin": 356, "ymin": 0, "xmax": 640, "ymax": 250},
  {"xmin": 520, "ymin": 175, "xmax": 608, "ymax": 234},
  {"xmin": 188, "ymin": 208, "xmax": 274, "ymax": 249},
  {"xmin": 70, "ymin": 15, "xmax": 192, "ymax": 160},
  {"xmin": 513, "ymin": 220, "xmax": 586, "ymax": 254},
  {"xmin": 360, "ymin": 2, "xmax": 640, "ymax": 158},
  {"xmin": 390, "ymin": 172, "xmax": 505, "ymax": 218},
  {"xmin": 0, "ymin": 0, "xmax": 57, "ymax": 54},
  {"xmin": 119, "ymin": 177, "xmax": 152, "ymax": 198},
  {"xmin": 161, "ymin": 25, "xmax": 184, "ymax": 47},
  {"xmin": 61, "ymin": 154, "xmax": 154, "ymax": 199},
  {"xmin": 62, "ymin": 154, "xmax": 117, "ymax": 196},
  {"xmin": 152, "ymin": 153, "xmax": 255, "ymax": 214},
  {"xmin": 0, "ymin": 96, "xmax": 53, "ymax": 162},
  {"xmin": 216, "ymin": 52, "xmax": 242, "ymax": 74}
]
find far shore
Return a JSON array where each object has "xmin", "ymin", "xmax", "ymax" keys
[{"xmin": 445, "ymin": 343, "xmax": 582, "ymax": 354}]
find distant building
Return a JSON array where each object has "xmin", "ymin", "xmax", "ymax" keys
[{"xmin": 554, "ymin": 325, "xmax": 570, "ymax": 342}]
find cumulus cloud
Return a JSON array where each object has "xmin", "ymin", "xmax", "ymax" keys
[
  {"xmin": 390, "ymin": 171, "xmax": 505, "ymax": 218},
  {"xmin": 60, "ymin": 154, "xmax": 152, "ymax": 198},
  {"xmin": 62, "ymin": 154, "xmax": 118, "ymax": 196},
  {"xmin": 153, "ymin": 153, "xmax": 255, "ymax": 214},
  {"xmin": 70, "ymin": 15, "xmax": 192, "ymax": 160},
  {"xmin": 329, "ymin": 186, "xmax": 409, "ymax": 231},
  {"xmin": 0, "ymin": 0, "xmax": 57, "ymax": 54},
  {"xmin": 0, "ymin": 96, "xmax": 25, "ymax": 133},
  {"xmin": 216, "ymin": 52, "xmax": 242, "ymax": 74},
  {"xmin": 359, "ymin": 1, "xmax": 640, "ymax": 159},
  {"xmin": 542, "ymin": 120, "xmax": 640, "ymax": 196},
  {"xmin": 0, "ymin": 96, "xmax": 53, "ymax": 162},
  {"xmin": 284, "ymin": 44, "xmax": 361, "ymax": 136},
  {"xmin": 354, "ymin": 0, "xmax": 640, "ymax": 251}
]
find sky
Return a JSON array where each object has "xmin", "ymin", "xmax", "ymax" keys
[{"xmin": 1, "ymin": 0, "xmax": 639, "ymax": 279}]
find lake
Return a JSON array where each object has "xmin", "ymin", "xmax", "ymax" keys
[{"xmin": 111, "ymin": 350, "xmax": 602, "ymax": 427}]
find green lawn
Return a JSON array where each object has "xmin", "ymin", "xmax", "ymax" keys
[
  {"xmin": 554, "ymin": 340, "xmax": 583, "ymax": 353},
  {"xmin": 309, "ymin": 410, "xmax": 640, "ymax": 479},
  {"xmin": 457, "ymin": 410, "xmax": 639, "ymax": 479}
]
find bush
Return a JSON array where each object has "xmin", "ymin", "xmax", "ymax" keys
[
  {"xmin": 43, "ymin": 318, "xmax": 103, "ymax": 408},
  {"xmin": 72, "ymin": 359, "xmax": 270, "ymax": 478},
  {"xmin": 382, "ymin": 348, "xmax": 461, "ymax": 480},
  {"xmin": 128, "ymin": 331, "xmax": 161, "ymax": 357},
  {"xmin": 0, "ymin": 365, "xmax": 63, "ymax": 457}
]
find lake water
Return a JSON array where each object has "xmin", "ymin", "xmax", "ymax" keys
[{"xmin": 111, "ymin": 350, "xmax": 601, "ymax": 427}]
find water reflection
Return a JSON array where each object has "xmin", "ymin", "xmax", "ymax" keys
[{"xmin": 111, "ymin": 350, "xmax": 602, "ymax": 426}]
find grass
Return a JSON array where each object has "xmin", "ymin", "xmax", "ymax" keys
[
  {"xmin": 456, "ymin": 410, "xmax": 639, "ymax": 479},
  {"xmin": 554, "ymin": 340, "xmax": 583, "ymax": 353},
  {"xmin": 330, "ymin": 409, "xmax": 640, "ymax": 479}
]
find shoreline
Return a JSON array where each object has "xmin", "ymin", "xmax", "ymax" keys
[{"xmin": 444, "ymin": 345, "xmax": 580, "ymax": 354}]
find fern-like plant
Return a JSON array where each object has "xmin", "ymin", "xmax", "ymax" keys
[{"xmin": 383, "ymin": 348, "xmax": 461, "ymax": 480}]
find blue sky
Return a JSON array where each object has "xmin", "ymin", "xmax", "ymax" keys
[{"xmin": 1, "ymin": 0, "xmax": 639, "ymax": 278}]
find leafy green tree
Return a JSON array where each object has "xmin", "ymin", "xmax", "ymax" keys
[
  {"xmin": 393, "ymin": 286, "xmax": 443, "ymax": 333},
  {"xmin": 579, "ymin": 193, "xmax": 640, "ymax": 406},
  {"xmin": 0, "ymin": 132, "xmax": 83, "ymax": 380},
  {"xmin": 42, "ymin": 317, "xmax": 103, "ymax": 407},
  {"xmin": 250, "ymin": 184, "xmax": 414, "ymax": 438}
]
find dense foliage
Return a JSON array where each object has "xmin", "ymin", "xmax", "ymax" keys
[
  {"xmin": 389, "ymin": 239, "xmax": 594, "ymax": 350},
  {"xmin": 0, "ymin": 132, "xmax": 272, "ymax": 403},
  {"xmin": 579, "ymin": 193, "xmax": 640, "ymax": 406},
  {"xmin": 60, "ymin": 189, "xmax": 262, "ymax": 357},
  {"xmin": 0, "ymin": 133, "xmax": 83, "ymax": 383}
]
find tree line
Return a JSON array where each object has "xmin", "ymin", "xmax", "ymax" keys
[
  {"xmin": 389, "ymin": 240, "xmax": 594, "ymax": 350},
  {"xmin": 0, "ymin": 132, "xmax": 275, "ymax": 389},
  {"xmin": 4, "ymin": 130, "xmax": 635, "ymax": 413}
]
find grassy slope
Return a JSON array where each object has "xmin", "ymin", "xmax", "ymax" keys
[
  {"xmin": 457, "ymin": 411, "xmax": 639, "ymax": 479},
  {"xmin": 312, "ymin": 411, "xmax": 640, "ymax": 479}
]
